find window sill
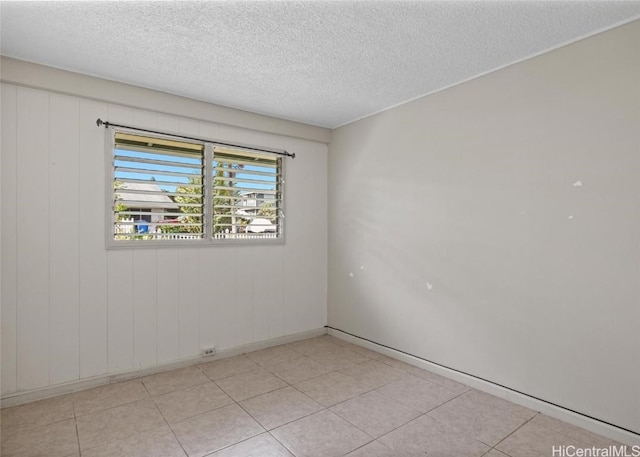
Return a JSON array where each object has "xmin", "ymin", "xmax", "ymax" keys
[{"xmin": 106, "ymin": 236, "xmax": 285, "ymax": 250}]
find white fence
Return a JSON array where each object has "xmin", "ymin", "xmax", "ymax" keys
[
  {"xmin": 115, "ymin": 218, "xmax": 277, "ymax": 240},
  {"xmin": 214, "ymin": 232, "xmax": 278, "ymax": 240},
  {"xmin": 159, "ymin": 233, "xmax": 201, "ymax": 240},
  {"xmin": 115, "ymin": 217, "xmax": 135, "ymax": 234}
]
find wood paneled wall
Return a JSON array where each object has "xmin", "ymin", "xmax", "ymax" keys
[{"xmin": 1, "ymin": 83, "xmax": 327, "ymax": 395}]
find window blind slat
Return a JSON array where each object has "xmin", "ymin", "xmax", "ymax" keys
[
  {"xmin": 213, "ymin": 167, "xmax": 277, "ymax": 177},
  {"xmin": 115, "ymin": 155, "xmax": 203, "ymax": 169},
  {"xmin": 115, "ymin": 222, "xmax": 203, "ymax": 228},
  {"xmin": 213, "ymin": 176, "xmax": 278, "ymax": 186},
  {"xmin": 113, "ymin": 188, "xmax": 199, "ymax": 199},
  {"xmin": 214, "ymin": 157, "xmax": 278, "ymax": 169},
  {"xmin": 214, "ymin": 222, "xmax": 277, "ymax": 227},
  {"xmin": 115, "ymin": 167, "xmax": 202, "ymax": 179},
  {"xmin": 114, "ymin": 200, "xmax": 202, "ymax": 208},
  {"xmin": 214, "ymin": 205, "xmax": 279, "ymax": 210},
  {"xmin": 214, "ymin": 185, "xmax": 279, "ymax": 194},
  {"xmin": 115, "ymin": 177, "xmax": 203, "ymax": 188},
  {"xmin": 117, "ymin": 212, "xmax": 203, "ymax": 218},
  {"xmin": 214, "ymin": 195, "xmax": 280, "ymax": 201}
]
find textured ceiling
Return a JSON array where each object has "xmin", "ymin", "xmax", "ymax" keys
[{"xmin": 1, "ymin": 1, "xmax": 640, "ymax": 128}]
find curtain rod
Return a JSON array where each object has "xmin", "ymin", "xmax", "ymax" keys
[{"xmin": 96, "ymin": 118, "xmax": 295, "ymax": 159}]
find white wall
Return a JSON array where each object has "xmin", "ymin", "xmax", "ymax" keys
[
  {"xmin": 0, "ymin": 73, "xmax": 327, "ymax": 396},
  {"xmin": 328, "ymin": 20, "xmax": 640, "ymax": 434}
]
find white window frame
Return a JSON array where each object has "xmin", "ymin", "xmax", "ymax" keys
[{"xmin": 105, "ymin": 127, "xmax": 285, "ymax": 249}]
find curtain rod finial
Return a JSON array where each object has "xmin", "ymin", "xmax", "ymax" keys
[{"xmin": 96, "ymin": 118, "xmax": 103, "ymax": 127}]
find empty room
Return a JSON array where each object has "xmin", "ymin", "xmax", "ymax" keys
[{"xmin": 0, "ymin": 1, "xmax": 639, "ymax": 456}]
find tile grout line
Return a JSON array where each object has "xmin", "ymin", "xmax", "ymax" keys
[
  {"xmin": 209, "ymin": 356, "xmax": 380, "ymax": 456},
  {"xmin": 75, "ymin": 402, "xmax": 170, "ymax": 455},
  {"xmin": 342, "ymin": 439, "xmax": 385, "ymax": 457},
  {"xmin": 486, "ymin": 412, "xmax": 540, "ymax": 455},
  {"xmin": 73, "ymin": 380, "xmax": 150, "ymax": 419},
  {"xmin": 232, "ymin": 371, "xmax": 351, "ymax": 457},
  {"xmin": 230, "ymin": 399, "xmax": 280, "ymax": 454},
  {"xmin": 73, "ymin": 378, "xmax": 175, "ymax": 455},
  {"xmin": 270, "ymin": 368, "xmax": 418, "ymax": 456},
  {"xmin": 406, "ymin": 386, "xmax": 543, "ymax": 454},
  {"xmin": 198, "ymin": 355, "xmax": 261, "ymax": 384},
  {"xmin": 259, "ymin": 355, "xmax": 334, "ymax": 386},
  {"xmin": 72, "ymin": 398, "xmax": 81, "ymax": 456},
  {"xmin": 266, "ymin": 431, "xmax": 298, "ymax": 457},
  {"xmin": 198, "ymin": 379, "xmax": 323, "ymax": 457},
  {"xmin": 151, "ymin": 392, "xmax": 190, "ymax": 457},
  {"xmin": 507, "ymin": 413, "xmax": 624, "ymax": 450},
  {"xmin": 315, "ymin": 365, "xmax": 474, "ymax": 454}
]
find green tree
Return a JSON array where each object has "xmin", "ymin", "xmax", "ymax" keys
[
  {"xmin": 213, "ymin": 161, "xmax": 245, "ymax": 234},
  {"xmin": 158, "ymin": 178, "xmax": 203, "ymax": 234},
  {"xmin": 257, "ymin": 201, "xmax": 276, "ymax": 219},
  {"xmin": 113, "ymin": 181, "xmax": 133, "ymax": 240},
  {"xmin": 157, "ymin": 160, "xmax": 247, "ymax": 236},
  {"xmin": 113, "ymin": 181, "xmax": 128, "ymax": 220}
]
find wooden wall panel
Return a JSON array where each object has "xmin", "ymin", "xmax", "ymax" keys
[
  {"xmin": 133, "ymin": 249, "xmax": 157, "ymax": 368},
  {"xmin": 78, "ymin": 99, "xmax": 109, "ymax": 379},
  {"xmin": 156, "ymin": 249, "xmax": 180, "ymax": 363},
  {"xmin": 178, "ymin": 249, "xmax": 200, "ymax": 357},
  {"xmin": 107, "ymin": 250, "xmax": 134, "ymax": 372},
  {"xmin": 49, "ymin": 94, "xmax": 80, "ymax": 385},
  {"xmin": 16, "ymin": 88, "xmax": 50, "ymax": 390}
]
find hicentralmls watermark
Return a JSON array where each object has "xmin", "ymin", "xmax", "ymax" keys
[{"xmin": 552, "ymin": 446, "xmax": 640, "ymax": 457}]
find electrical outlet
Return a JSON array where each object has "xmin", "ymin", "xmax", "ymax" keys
[{"xmin": 201, "ymin": 347, "xmax": 216, "ymax": 357}]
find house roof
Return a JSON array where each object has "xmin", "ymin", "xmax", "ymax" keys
[{"xmin": 116, "ymin": 183, "xmax": 180, "ymax": 210}]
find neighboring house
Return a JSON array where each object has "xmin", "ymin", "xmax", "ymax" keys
[
  {"xmin": 237, "ymin": 191, "xmax": 277, "ymax": 233},
  {"xmin": 238, "ymin": 191, "xmax": 276, "ymax": 216},
  {"xmin": 246, "ymin": 217, "xmax": 276, "ymax": 233},
  {"xmin": 115, "ymin": 182, "xmax": 181, "ymax": 229}
]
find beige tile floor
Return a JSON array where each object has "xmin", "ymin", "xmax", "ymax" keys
[{"xmin": 0, "ymin": 335, "xmax": 625, "ymax": 457}]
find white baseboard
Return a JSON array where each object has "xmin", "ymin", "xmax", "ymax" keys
[
  {"xmin": 1, "ymin": 327, "xmax": 326, "ymax": 409},
  {"xmin": 328, "ymin": 328, "xmax": 640, "ymax": 447}
]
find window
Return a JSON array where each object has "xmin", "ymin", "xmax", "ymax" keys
[
  {"xmin": 108, "ymin": 130, "xmax": 283, "ymax": 247},
  {"xmin": 212, "ymin": 146, "xmax": 282, "ymax": 238}
]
